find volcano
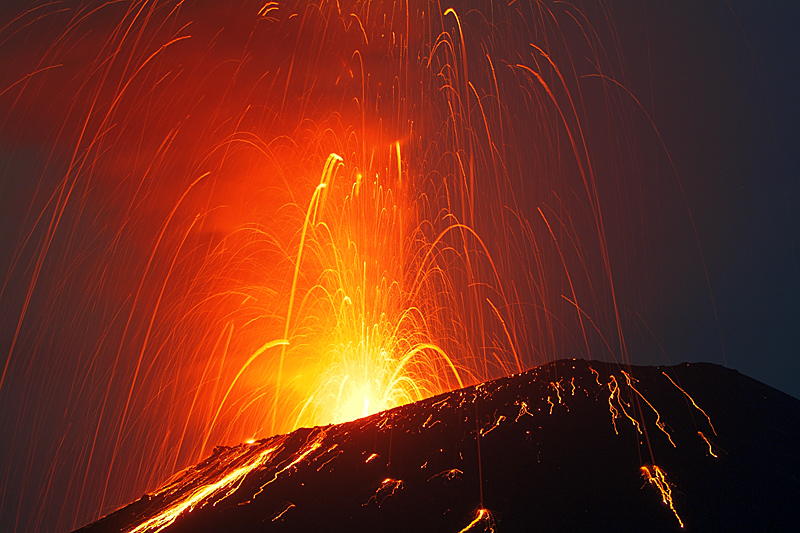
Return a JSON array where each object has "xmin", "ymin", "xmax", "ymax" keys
[{"xmin": 75, "ymin": 359, "xmax": 799, "ymax": 532}]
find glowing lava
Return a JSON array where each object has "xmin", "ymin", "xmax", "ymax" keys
[{"xmin": 641, "ymin": 464, "xmax": 684, "ymax": 529}]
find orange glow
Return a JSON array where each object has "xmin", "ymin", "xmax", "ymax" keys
[
  {"xmin": 622, "ymin": 371, "xmax": 676, "ymax": 447},
  {"xmin": 515, "ymin": 401, "xmax": 533, "ymax": 421},
  {"xmin": 129, "ymin": 430, "xmax": 325, "ymax": 533},
  {"xmin": 128, "ymin": 445, "xmax": 279, "ymax": 533},
  {"xmin": 662, "ymin": 372, "xmax": 717, "ymax": 435},
  {"xmin": 480, "ymin": 414, "xmax": 506, "ymax": 436},
  {"xmin": 640, "ymin": 464, "xmax": 684, "ymax": 529},
  {"xmin": 607, "ymin": 375, "xmax": 641, "ymax": 435},
  {"xmin": 250, "ymin": 435, "xmax": 325, "ymax": 501},
  {"xmin": 258, "ymin": 2, "xmax": 279, "ymax": 19},
  {"xmin": 367, "ymin": 478, "xmax": 404, "ymax": 506},
  {"xmin": 427, "ymin": 468, "xmax": 463, "ymax": 483},
  {"xmin": 698, "ymin": 431, "xmax": 719, "ymax": 458},
  {"xmin": 590, "ymin": 367, "xmax": 603, "ymax": 387},
  {"xmin": 549, "ymin": 380, "xmax": 569, "ymax": 411},
  {"xmin": 457, "ymin": 508, "xmax": 495, "ymax": 533},
  {"xmin": 271, "ymin": 502, "xmax": 296, "ymax": 522}
]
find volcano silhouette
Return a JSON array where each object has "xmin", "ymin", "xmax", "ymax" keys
[{"xmin": 76, "ymin": 359, "xmax": 800, "ymax": 532}]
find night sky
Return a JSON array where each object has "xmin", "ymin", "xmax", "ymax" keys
[
  {"xmin": 0, "ymin": 1, "xmax": 798, "ymax": 531},
  {"xmin": 617, "ymin": 1, "xmax": 799, "ymax": 398}
]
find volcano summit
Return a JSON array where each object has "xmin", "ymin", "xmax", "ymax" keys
[{"xmin": 77, "ymin": 359, "xmax": 799, "ymax": 532}]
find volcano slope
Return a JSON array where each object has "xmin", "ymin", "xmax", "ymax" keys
[{"xmin": 77, "ymin": 359, "xmax": 800, "ymax": 532}]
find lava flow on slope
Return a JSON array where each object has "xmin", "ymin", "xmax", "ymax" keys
[{"xmin": 77, "ymin": 359, "xmax": 800, "ymax": 532}]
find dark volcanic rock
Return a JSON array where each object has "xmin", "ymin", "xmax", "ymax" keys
[{"xmin": 76, "ymin": 359, "xmax": 800, "ymax": 532}]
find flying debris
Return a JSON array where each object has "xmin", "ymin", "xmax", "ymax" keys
[{"xmin": 2, "ymin": 2, "xmax": 795, "ymax": 531}]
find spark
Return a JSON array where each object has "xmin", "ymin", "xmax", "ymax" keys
[
  {"xmin": 698, "ymin": 431, "xmax": 718, "ymax": 458},
  {"xmin": 427, "ymin": 468, "xmax": 463, "ymax": 483},
  {"xmin": 551, "ymin": 381, "xmax": 562, "ymax": 404},
  {"xmin": 271, "ymin": 502, "xmax": 295, "ymax": 521},
  {"xmin": 258, "ymin": 2, "xmax": 279, "ymax": 19},
  {"xmin": 395, "ymin": 140, "xmax": 402, "ymax": 186},
  {"xmin": 457, "ymin": 508, "xmax": 494, "ymax": 533},
  {"xmin": 621, "ymin": 371, "xmax": 675, "ymax": 447},
  {"xmin": 590, "ymin": 367, "xmax": 603, "ymax": 387},
  {"xmin": 515, "ymin": 401, "xmax": 533, "ymax": 421},
  {"xmin": 251, "ymin": 433, "xmax": 325, "ymax": 500},
  {"xmin": 366, "ymin": 478, "xmax": 404, "ymax": 506},
  {"xmin": 607, "ymin": 375, "xmax": 641, "ymax": 435},
  {"xmin": 315, "ymin": 445, "xmax": 341, "ymax": 471},
  {"xmin": 662, "ymin": 372, "xmax": 717, "ymax": 435},
  {"xmin": 480, "ymin": 414, "xmax": 506, "ymax": 436},
  {"xmin": 640, "ymin": 464, "xmax": 684, "ymax": 529},
  {"xmin": 549, "ymin": 381, "xmax": 568, "ymax": 411},
  {"xmin": 423, "ymin": 414, "xmax": 442, "ymax": 429}
]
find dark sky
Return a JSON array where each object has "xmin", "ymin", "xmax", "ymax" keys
[
  {"xmin": 619, "ymin": 0, "xmax": 800, "ymax": 398},
  {"xmin": 0, "ymin": 1, "xmax": 798, "ymax": 531}
]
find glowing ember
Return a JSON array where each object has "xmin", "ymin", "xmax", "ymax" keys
[
  {"xmin": 622, "ymin": 370, "xmax": 676, "ymax": 447},
  {"xmin": 365, "ymin": 452, "xmax": 379, "ymax": 464},
  {"xmin": 458, "ymin": 508, "xmax": 495, "ymax": 533},
  {"xmin": 514, "ymin": 400, "xmax": 533, "ymax": 421},
  {"xmin": 663, "ymin": 372, "xmax": 718, "ymax": 436},
  {"xmin": 367, "ymin": 478, "xmax": 405, "ymax": 506},
  {"xmin": 641, "ymin": 464, "xmax": 684, "ymax": 529},
  {"xmin": 698, "ymin": 431, "xmax": 719, "ymax": 458},
  {"xmin": 607, "ymin": 374, "xmax": 642, "ymax": 435}
]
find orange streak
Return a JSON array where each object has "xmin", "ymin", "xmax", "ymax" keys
[
  {"xmin": 662, "ymin": 372, "xmax": 717, "ymax": 435},
  {"xmin": 458, "ymin": 508, "xmax": 494, "ymax": 533},
  {"xmin": 698, "ymin": 431, "xmax": 718, "ymax": 458},
  {"xmin": 621, "ymin": 371, "xmax": 676, "ymax": 447},
  {"xmin": 607, "ymin": 375, "xmax": 641, "ymax": 435},
  {"xmin": 640, "ymin": 464, "xmax": 684, "ymax": 528}
]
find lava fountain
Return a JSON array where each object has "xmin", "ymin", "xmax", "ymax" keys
[{"xmin": 1, "ymin": 1, "xmax": 679, "ymax": 530}]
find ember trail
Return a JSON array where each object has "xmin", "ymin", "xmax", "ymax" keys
[{"xmin": 0, "ymin": 1, "xmax": 725, "ymax": 531}]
